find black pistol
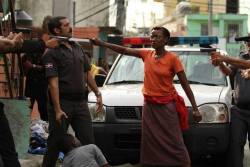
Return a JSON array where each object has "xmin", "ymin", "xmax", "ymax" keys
[
  {"xmin": 235, "ymin": 36, "xmax": 250, "ymax": 42},
  {"xmin": 200, "ymin": 48, "xmax": 217, "ymax": 53}
]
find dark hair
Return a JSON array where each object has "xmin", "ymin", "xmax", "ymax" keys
[
  {"xmin": 151, "ymin": 26, "xmax": 170, "ymax": 40},
  {"xmin": 58, "ymin": 134, "xmax": 76, "ymax": 154},
  {"xmin": 48, "ymin": 16, "xmax": 67, "ymax": 35},
  {"xmin": 42, "ymin": 15, "xmax": 53, "ymax": 34}
]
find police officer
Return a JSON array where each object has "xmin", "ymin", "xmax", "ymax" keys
[
  {"xmin": 22, "ymin": 16, "xmax": 53, "ymax": 121},
  {"xmin": 42, "ymin": 16, "xmax": 103, "ymax": 167},
  {"xmin": 0, "ymin": 30, "xmax": 59, "ymax": 167},
  {"xmin": 211, "ymin": 42, "xmax": 250, "ymax": 167},
  {"xmin": 0, "ymin": 33, "xmax": 23, "ymax": 167}
]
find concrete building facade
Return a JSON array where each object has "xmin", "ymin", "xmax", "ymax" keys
[
  {"xmin": 239, "ymin": 0, "xmax": 250, "ymax": 33},
  {"xmin": 73, "ymin": 0, "xmax": 110, "ymax": 27},
  {"xmin": 20, "ymin": 0, "xmax": 53, "ymax": 27},
  {"xmin": 19, "ymin": 0, "xmax": 111, "ymax": 27},
  {"xmin": 163, "ymin": 0, "xmax": 226, "ymax": 16}
]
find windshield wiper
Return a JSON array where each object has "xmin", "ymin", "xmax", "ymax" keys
[
  {"xmin": 173, "ymin": 80, "xmax": 180, "ymax": 84},
  {"xmin": 107, "ymin": 80, "xmax": 143, "ymax": 85},
  {"xmin": 188, "ymin": 80, "xmax": 219, "ymax": 86},
  {"xmin": 174, "ymin": 80, "xmax": 219, "ymax": 86}
]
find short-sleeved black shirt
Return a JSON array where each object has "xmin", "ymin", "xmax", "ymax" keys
[
  {"xmin": 23, "ymin": 52, "xmax": 47, "ymax": 97},
  {"xmin": 230, "ymin": 58, "xmax": 250, "ymax": 105},
  {"xmin": 42, "ymin": 42, "xmax": 90, "ymax": 98}
]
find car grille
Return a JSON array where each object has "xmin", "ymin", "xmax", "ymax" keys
[
  {"xmin": 114, "ymin": 133, "xmax": 141, "ymax": 149},
  {"xmin": 114, "ymin": 107, "xmax": 142, "ymax": 120},
  {"xmin": 113, "ymin": 106, "xmax": 193, "ymax": 121}
]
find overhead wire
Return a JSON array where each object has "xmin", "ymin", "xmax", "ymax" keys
[
  {"xmin": 75, "ymin": 0, "xmax": 109, "ymax": 17},
  {"xmin": 75, "ymin": 2, "xmax": 116, "ymax": 24}
]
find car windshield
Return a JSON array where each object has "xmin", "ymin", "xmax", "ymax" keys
[
  {"xmin": 107, "ymin": 56, "xmax": 144, "ymax": 84},
  {"xmin": 106, "ymin": 51, "xmax": 227, "ymax": 86}
]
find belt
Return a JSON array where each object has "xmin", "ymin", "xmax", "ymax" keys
[{"xmin": 59, "ymin": 93, "xmax": 86, "ymax": 101}]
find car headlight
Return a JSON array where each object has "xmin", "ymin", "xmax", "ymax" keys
[
  {"xmin": 198, "ymin": 103, "xmax": 228, "ymax": 123},
  {"xmin": 88, "ymin": 102, "xmax": 106, "ymax": 122}
]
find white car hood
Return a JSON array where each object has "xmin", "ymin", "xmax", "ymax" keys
[{"xmin": 88, "ymin": 84, "xmax": 226, "ymax": 107}]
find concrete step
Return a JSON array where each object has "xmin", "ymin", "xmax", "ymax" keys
[
  {"xmin": 20, "ymin": 155, "xmax": 43, "ymax": 167},
  {"xmin": 19, "ymin": 155, "xmax": 140, "ymax": 167}
]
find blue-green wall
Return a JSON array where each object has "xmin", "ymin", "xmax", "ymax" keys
[
  {"xmin": 3, "ymin": 99, "xmax": 30, "ymax": 159},
  {"xmin": 187, "ymin": 14, "xmax": 248, "ymax": 56}
]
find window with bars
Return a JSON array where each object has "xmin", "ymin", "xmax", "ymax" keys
[
  {"xmin": 201, "ymin": 24, "xmax": 208, "ymax": 36},
  {"xmin": 227, "ymin": 24, "xmax": 239, "ymax": 43},
  {"xmin": 226, "ymin": 0, "xmax": 239, "ymax": 13}
]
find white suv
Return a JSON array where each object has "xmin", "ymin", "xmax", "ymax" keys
[{"xmin": 88, "ymin": 37, "xmax": 232, "ymax": 164}]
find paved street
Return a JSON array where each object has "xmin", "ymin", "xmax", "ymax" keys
[
  {"xmin": 20, "ymin": 144, "xmax": 250, "ymax": 167},
  {"xmin": 20, "ymin": 122, "xmax": 250, "ymax": 167},
  {"xmin": 244, "ymin": 141, "xmax": 250, "ymax": 167}
]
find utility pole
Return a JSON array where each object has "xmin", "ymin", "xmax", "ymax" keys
[
  {"xmin": 208, "ymin": 0, "xmax": 213, "ymax": 35},
  {"xmin": 115, "ymin": 0, "xmax": 126, "ymax": 33},
  {"xmin": 73, "ymin": 0, "xmax": 76, "ymax": 26}
]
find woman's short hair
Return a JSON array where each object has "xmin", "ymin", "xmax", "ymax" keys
[
  {"xmin": 42, "ymin": 15, "xmax": 53, "ymax": 34},
  {"xmin": 151, "ymin": 27, "xmax": 170, "ymax": 40}
]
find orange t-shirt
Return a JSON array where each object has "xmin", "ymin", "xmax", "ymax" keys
[{"xmin": 138, "ymin": 49, "xmax": 184, "ymax": 97}]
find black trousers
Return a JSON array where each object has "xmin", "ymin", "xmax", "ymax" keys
[
  {"xmin": 0, "ymin": 102, "xmax": 21, "ymax": 167},
  {"xmin": 30, "ymin": 93, "xmax": 48, "ymax": 121},
  {"xmin": 42, "ymin": 99, "xmax": 94, "ymax": 167},
  {"xmin": 27, "ymin": 85, "xmax": 48, "ymax": 121},
  {"xmin": 228, "ymin": 106, "xmax": 250, "ymax": 167}
]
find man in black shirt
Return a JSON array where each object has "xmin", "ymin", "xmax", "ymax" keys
[
  {"xmin": 23, "ymin": 16, "xmax": 53, "ymax": 121},
  {"xmin": 0, "ymin": 30, "xmax": 59, "ymax": 167},
  {"xmin": 23, "ymin": 50, "xmax": 48, "ymax": 121},
  {"xmin": 42, "ymin": 16, "xmax": 103, "ymax": 167},
  {"xmin": 211, "ymin": 43, "xmax": 250, "ymax": 167},
  {"xmin": 0, "ymin": 33, "xmax": 23, "ymax": 167}
]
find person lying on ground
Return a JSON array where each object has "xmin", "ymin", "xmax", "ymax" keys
[{"xmin": 58, "ymin": 133, "xmax": 110, "ymax": 167}]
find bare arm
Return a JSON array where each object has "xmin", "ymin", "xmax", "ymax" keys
[
  {"xmin": 177, "ymin": 71, "xmax": 202, "ymax": 122},
  {"xmin": 91, "ymin": 38, "xmax": 141, "ymax": 57},
  {"xmin": 85, "ymin": 71, "xmax": 103, "ymax": 112},
  {"xmin": 0, "ymin": 33, "xmax": 23, "ymax": 53},
  {"xmin": 211, "ymin": 52, "xmax": 250, "ymax": 69},
  {"xmin": 0, "ymin": 32, "xmax": 57, "ymax": 54},
  {"xmin": 222, "ymin": 55, "xmax": 250, "ymax": 69},
  {"xmin": 48, "ymin": 76, "xmax": 67, "ymax": 123},
  {"xmin": 86, "ymin": 71, "xmax": 99, "ymax": 94},
  {"xmin": 20, "ymin": 38, "xmax": 58, "ymax": 54},
  {"xmin": 0, "ymin": 38, "xmax": 15, "ymax": 49}
]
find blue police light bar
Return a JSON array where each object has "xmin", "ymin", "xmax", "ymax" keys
[
  {"xmin": 108, "ymin": 35, "xmax": 219, "ymax": 46},
  {"xmin": 168, "ymin": 36, "xmax": 218, "ymax": 46}
]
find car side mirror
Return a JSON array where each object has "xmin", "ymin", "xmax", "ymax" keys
[{"xmin": 95, "ymin": 74, "xmax": 106, "ymax": 87}]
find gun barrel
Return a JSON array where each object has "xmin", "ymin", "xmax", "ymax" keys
[
  {"xmin": 49, "ymin": 36, "xmax": 90, "ymax": 44},
  {"xmin": 200, "ymin": 48, "xmax": 217, "ymax": 52},
  {"xmin": 235, "ymin": 36, "xmax": 250, "ymax": 42},
  {"xmin": 49, "ymin": 36, "xmax": 69, "ymax": 40},
  {"xmin": 68, "ymin": 38, "xmax": 90, "ymax": 43}
]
